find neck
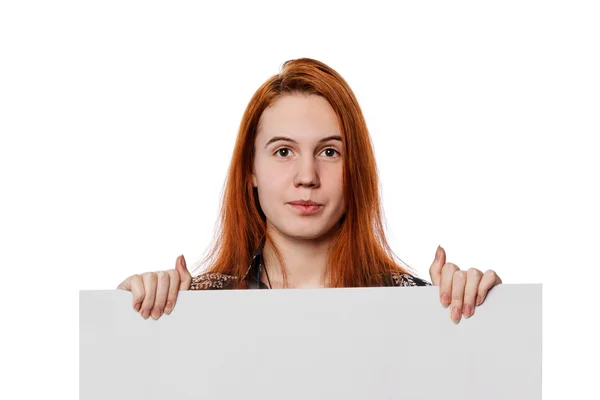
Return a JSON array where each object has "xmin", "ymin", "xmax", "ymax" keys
[{"xmin": 261, "ymin": 227, "xmax": 338, "ymax": 289}]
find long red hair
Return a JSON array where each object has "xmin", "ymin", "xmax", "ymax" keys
[{"xmin": 193, "ymin": 58, "xmax": 419, "ymax": 288}]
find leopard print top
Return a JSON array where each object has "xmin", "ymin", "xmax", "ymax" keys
[
  {"xmin": 189, "ymin": 245, "xmax": 432, "ymax": 290},
  {"xmin": 189, "ymin": 270, "xmax": 432, "ymax": 290}
]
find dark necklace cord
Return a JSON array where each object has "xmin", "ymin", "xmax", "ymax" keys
[{"xmin": 263, "ymin": 260, "xmax": 273, "ymax": 289}]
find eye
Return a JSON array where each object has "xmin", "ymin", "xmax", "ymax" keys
[
  {"xmin": 274, "ymin": 148, "xmax": 292, "ymax": 158},
  {"xmin": 273, "ymin": 147, "xmax": 341, "ymax": 158},
  {"xmin": 321, "ymin": 148, "xmax": 340, "ymax": 158}
]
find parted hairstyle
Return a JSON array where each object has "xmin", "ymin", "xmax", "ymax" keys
[{"xmin": 192, "ymin": 58, "xmax": 419, "ymax": 288}]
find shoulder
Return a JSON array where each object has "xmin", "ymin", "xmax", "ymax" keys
[
  {"xmin": 190, "ymin": 272, "xmax": 239, "ymax": 290},
  {"xmin": 390, "ymin": 272, "xmax": 432, "ymax": 287}
]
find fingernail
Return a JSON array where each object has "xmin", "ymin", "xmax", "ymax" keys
[
  {"xmin": 476, "ymin": 295, "xmax": 483, "ymax": 305},
  {"xmin": 441, "ymin": 293, "xmax": 450, "ymax": 307},
  {"xmin": 435, "ymin": 245, "xmax": 441, "ymax": 260},
  {"xmin": 451, "ymin": 307, "xmax": 461, "ymax": 323},
  {"xmin": 463, "ymin": 304, "xmax": 473, "ymax": 318},
  {"xmin": 182, "ymin": 256, "xmax": 187, "ymax": 269},
  {"xmin": 141, "ymin": 309, "xmax": 148, "ymax": 319},
  {"xmin": 151, "ymin": 308, "xmax": 160, "ymax": 320},
  {"xmin": 134, "ymin": 303, "xmax": 141, "ymax": 312},
  {"xmin": 165, "ymin": 301, "xmax": 172, "ymax": 314}
]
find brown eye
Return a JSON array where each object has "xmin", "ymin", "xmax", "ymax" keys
[
  {"xmin": 275, "ymin": 148, "xmax": 291, "ymax": 157},
  {"xmin": 321, "ymin": 148, "xmax": 340, "ymax": 157}
]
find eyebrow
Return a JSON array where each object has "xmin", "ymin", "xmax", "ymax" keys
[{"xmin": 264, "ymin": 135, "xmax": 342, "ymax": 149}]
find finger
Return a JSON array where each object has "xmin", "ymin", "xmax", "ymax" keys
[
  {"xmin": 128, "ymin": 275, "xmax": 146, "ymax": 312},
  {"xmin": 139, "ymin": 272, "xmax": 158, "ymax": 320},
  {"xmin": 176, "ymin": 255, "xmax": 192, "ymax": 290},
  {"xmin": 116, "ymin": 276, "xmax": 131, "ymax": 291},
  {"xmin": 428, "ymin": 245, "xmax": 447, "ymax": 286},
  {"xmin": 439, "ymin": 262, "xmax": 459, "ymax": 308},
  {"xmin": 164, "ymin": 269, "xmax": 180, "ymax": 315},
  {"xmin": 151, "ymin": 271, "xmax": 170, "ymax": 320},
  {"xmin": 463, "ymin": 268, "xmax": 483, "ymax": 318},
  {"xmin": 449, "ymin": 270, "xmax": 467, "ymax": 324},
  {"xmin": 476, "ymin": 269, "xmax": 502, "ymax": 306}
]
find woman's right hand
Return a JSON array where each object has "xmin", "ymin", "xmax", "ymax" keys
[{"xmin": 117, "ymin": 255, "xmax": 192, "ymax": 320}]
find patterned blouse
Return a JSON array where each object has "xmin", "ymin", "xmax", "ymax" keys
[{"xmin": 189, "ymin": 246, "xmax": 432, "ymax": 290}]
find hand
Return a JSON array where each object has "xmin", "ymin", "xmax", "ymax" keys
[
  {"xmin": 429, "ymin": 245, "xmax": 502, "ymax": 324},
  {"xmin": 117, "ymin": 255, "xmax": 192, "ymax": 320}
]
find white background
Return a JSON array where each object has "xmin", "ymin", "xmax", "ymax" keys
[{"xmin": 0, "ymin": 1, "xmax": 598, "ymax": 398}]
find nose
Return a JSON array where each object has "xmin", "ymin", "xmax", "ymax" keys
[{"xmin": 293, "ymin": 155, "xmax": 320, "ymax": 188}]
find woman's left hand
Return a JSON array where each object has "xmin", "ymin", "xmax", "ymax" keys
[{"xmin": 429, "ymin": 245, "xmax": 502, "ymax": 324}]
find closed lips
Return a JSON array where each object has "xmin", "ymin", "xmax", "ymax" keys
[{"xmin": 289, "ymin": 201, "xmax": 321, "ymax": 206}]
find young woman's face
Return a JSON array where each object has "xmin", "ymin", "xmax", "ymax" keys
[{"xmin": 252, "ymin": 94, "xmax": 345, "ymax": 241}]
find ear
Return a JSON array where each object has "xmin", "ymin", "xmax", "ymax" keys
[{"xmin": 251, "ymin": 173, "xmax": 257, "ymax": 188}]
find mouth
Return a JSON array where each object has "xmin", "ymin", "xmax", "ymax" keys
[
  {"xmin": 288, "ymin": 203, "xmax": 323, "ymax": 215},
  {"xmin": 288, "ymin": 200, "xmax": 322, "ymax": 206}
]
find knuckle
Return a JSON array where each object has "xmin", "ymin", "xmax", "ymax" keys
[
  {"xmin": 467, "ymin": 268, "xmax": 482, "ymax": 277},
  {"xmin": 144, "ymin": 273, "xmax": 158, "ymax": 285},
  {"xmin": 453, "ymin": 270, "xmax": 467, "ymax": 280},
  {"xmin": 444, "ymin": 262, "xmax": 459, "ymax": 271},
  {"xmin": 156, "ymin": 270, "xmax": 169, "ymax": 280},
  {"xmin": 452, "ymin": 293, "xmax": 463, "ymax": 301},
  {"xmin": 167, "ymin": 269, "xmax": 179, "ymax": 281},
  {"xmin": 140, "ymin": 272, "xmax": 156, "ymax": 282}
]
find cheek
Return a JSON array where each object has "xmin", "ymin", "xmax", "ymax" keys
[
  {"xmin": 256, "ymin": 167, "xmax": 281, "ymax": 187},
  {"xmin": 255, "ymin": 159, "xmax": 291, "ymax": 187},
  {"xmin": 255, "ymin": 169, "xmax": 287, "ymax": 205},
  {"xmin": 327, "ymin": 169, "xmax": 345, "ymax": 198}
]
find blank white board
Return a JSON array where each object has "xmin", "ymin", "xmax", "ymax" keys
[{"xmin": 80, "ymin": 284, "xmax": 541, "ymax": 399}]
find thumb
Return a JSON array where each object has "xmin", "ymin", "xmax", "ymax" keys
[
  {"xmin": 428, "ymin": 245, "xmax": 446, "ymax": 286},
  {"xmin": 116, "ymin": 276, "xmax": 132, "ymax": 291},
  {"xmin": 176, "ymin": 254, "xmax": 192, "ymax": 290}
]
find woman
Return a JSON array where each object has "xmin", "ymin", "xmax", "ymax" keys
[{"xmin": 117, "ymin": 58, "xmax": 502, "ymax": 324}]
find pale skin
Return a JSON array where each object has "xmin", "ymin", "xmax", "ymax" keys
[
  {"xmin": 250, "ymin": 94, "xmax": 346, "ymax": 289},
  {"xmin": 117, "ymin": 94, "xmax": 502, "ymax": 323}
]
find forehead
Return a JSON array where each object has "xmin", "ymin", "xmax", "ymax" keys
[{"xmin": 256, "ymin": 94, "xmax": 340, "ymax": 143}]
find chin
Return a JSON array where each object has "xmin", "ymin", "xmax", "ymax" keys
[
  {"xmin": 282, "ymin": 223, "xmax": 340, "ymax": 241},
  {"xmin": 282, "ymin": 229, "xmax": 326, "ymax": 240}
]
